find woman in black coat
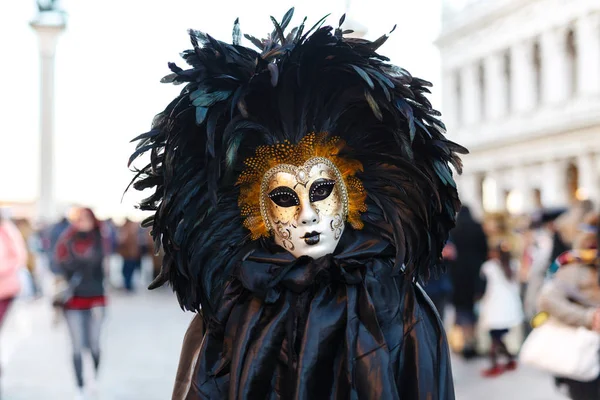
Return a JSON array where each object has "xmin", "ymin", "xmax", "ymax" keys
[{"xmin": 448, "ymin": 206, "xmax": 489, "ymax": 359}]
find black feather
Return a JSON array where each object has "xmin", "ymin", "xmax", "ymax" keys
[
  {"xmin": 127, "ymin": 11, "xmax": 466, "ymax": 317},
  {"xmin": 279, "ymin": 8, "xmax": 295, "ymax": 33},
  {"xmin": 300, "ymin": 14, "xmax": 330, "ymax": 42},
  {"xmin": 129, "ymin": 129, "xmax": 160, "ymax": 143},
  {"xmin": 232, "ymin": 18, "xmax": 241, "ymax": 46},
  {"xmin": 351, "ymin": 65, "xmax": 375, "ymax": 90},
  {"xmin": 270, "ymin": 16, "xmax": 286, "ymax": 44},
  {"xmin": 268, "ymin": 63, "xmax": 279, "ymax": 86},
  {"xmin": 244, "ymin": 34, "xmax": 264, "ymax": 50},
  {"xmin": 364, "ymin": 89, "xmax": 383, "ymax": 121}
]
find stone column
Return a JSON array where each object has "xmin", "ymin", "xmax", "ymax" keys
[
  {"xmin": 441, "ymin": 70, "xmax": 458, "ymax": 129},
  {"xmin": 461, "ymin": 63, "xmax": 481, "ymax": 126},
  {"xmin": 511, "ymin": 40, "xmax": 536, "ymax": 113},
  {"xmin": 31, "ymin": 11, "xmax": 66, "ymax": 223},
  {"xmin": 541, "ymin": 159, "xmax": 569, "ymax": 207},
  {"xmin": 484, "ymin": 52, "xmax": 507, "ymax": 120},
  {"xmin": 513, "ymin": 166, "xmax": 537, "ymax": 213},
  {"xmin": 522, "ymin": 187, "xmax": 538, "ymax": 212},
  {"xmin": 577, "ymin": 153, "xmax": 599, "ymax": 205},
  {"xmin": 576, "ymin": 13, "xmax": 600, "ymax": 97},
  {"xmin": 540, "ymin": 27, "xmax": 569, "ymax": 106}
]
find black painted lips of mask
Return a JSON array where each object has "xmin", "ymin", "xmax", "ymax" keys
[{"xmin": 302, "ymin": 231, "xmax": 320, "ymax": 245}]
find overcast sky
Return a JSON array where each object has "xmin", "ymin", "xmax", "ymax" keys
[{"xmin": 0, "ymin": 0, "xmax": 442, "ymax": 219}]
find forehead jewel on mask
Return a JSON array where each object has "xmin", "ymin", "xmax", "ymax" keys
[{"xmin": 237, "ymin": 132, "xmax": 367, "ymax": 240}]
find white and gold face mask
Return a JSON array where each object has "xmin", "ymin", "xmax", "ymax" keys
[
  {"xmin": 262, "ymin": 158, "xmax": 346, "ymax": 258},
  {"xmin": 237, "ymin": 133, "xmax": 367, "ymax": 259}
]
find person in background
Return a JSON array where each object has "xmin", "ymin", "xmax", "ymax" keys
[
  {"xmin": 0, "ymin": 209, "xmax": 27, "ymax": 384},
  {"xmin": 101, "ymin": 218, "xmax": 118, "ymax": 255},
  {"xmin": 549, "ymin": 212, "xmax": 598, "ymax": 277},
  {"xmin": 524, "ymin": 208, "xmax": 569, "ymax": 323},
  {"xmin": 425, "ymin": 239, "xmax": 455, "ymax": 323},
  {"xmin": 14, "ymin": 218, "xmax": 40, "ymax": 296},
  {"xmin": 55, "ymin": 207, "xmax": 109, "ymax": 399},
  {"xmin": 537, "ymin": 211, "xmax": 600, "ymax": 400},
  {"xmin": 41, "ymin": 212, "xmax": 73, "ymax": 325},
  {"xmin": 479, "ymin": 242, "xmax": 524, "ymax": 377},
  {"xmin": 518, "ymin": 227, "xmax": 536, "ymax": 338},
  {"xmin": 144, "ymin": 226, "xmax": 163, "ymax": 282},
  {"xmin": 555, "ymin": 200, "xmax": 595, "ymax": 248},
  {"xmin": 117, "ymin": 218, "xmax": 143, "ymax": 292},
  {"xmin": 43, "ymin": 213, "xmax": 72, "ymax": 274},
  {"xmin": 448, "ymin": 205, "xmax": 489, "ymax": 359}
]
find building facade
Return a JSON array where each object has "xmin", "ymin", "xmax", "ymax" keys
[{"xmin": 437, "ymin": 0, "xmax": 600, "ymax": 218}]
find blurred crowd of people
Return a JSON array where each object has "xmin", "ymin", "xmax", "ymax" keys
[
  {"xmin": 2, "ymin": 198, "xmax": 600, "ymax": 399},
  {"xmin": 424, "ymin": 199, "xmax": 600, "ymax": 399},
  {"xmin": 0, "ymin": 206, "xmax": 162, "ymax": 399}
]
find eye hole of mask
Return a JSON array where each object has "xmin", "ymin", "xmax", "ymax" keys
[
  {"xmin": 310, "ymin": 179, "xmax": 336, "ymax": 202},
  {"xmin": 268, "ymin": 187, "xmax": 300, "ymax": 208}
]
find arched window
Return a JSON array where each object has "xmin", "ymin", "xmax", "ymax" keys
[
  {"xmin": 532, "ymin": 40, "xmax": 542, "ymax": 105},
  {"xmin": 566, "ymin": 28, "xmax": 577, "ymax": 97},
  {"xmin": 503, "ymin": 51, "xmax": 512, "ymax": 112}
]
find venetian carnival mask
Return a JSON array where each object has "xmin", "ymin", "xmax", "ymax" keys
[{"xmin": 238, "ymin": 133, "xmax": 367, "ymax": 259}]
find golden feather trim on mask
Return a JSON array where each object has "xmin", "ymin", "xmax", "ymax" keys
[{"xmin": 237, "ymin": 132, "xmax": 367, "ymax": 240}]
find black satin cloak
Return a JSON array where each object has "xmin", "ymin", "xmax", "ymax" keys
[{"xmin": 187, "ymin": 230, "xmax": 454, "ymax": 399}]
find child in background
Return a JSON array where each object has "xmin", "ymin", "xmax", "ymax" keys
[{"xmin": 479, "ymin": 242, "xmax": 524, "ymax": 377}]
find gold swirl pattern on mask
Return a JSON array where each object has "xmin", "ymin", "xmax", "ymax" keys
[{"xmin": 237, "ymin": 132, "xmax": 367, "ymax": 240}]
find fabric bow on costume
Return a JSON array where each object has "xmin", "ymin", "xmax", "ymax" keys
[{"xmin": 188, "ymin": 230, "xmax": 453, "ymax": 399}]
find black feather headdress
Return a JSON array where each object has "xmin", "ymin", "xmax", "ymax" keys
[{"xmin": 128, "ymin": 8, "xmax": 467, "ymax": 318}]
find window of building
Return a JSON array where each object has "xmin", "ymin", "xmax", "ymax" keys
[
  {"xmin": 503, "ymin": 51, "xmax": 511, "ymax": 113},
  {"xmin": 478, "ymin": 175, "xmax": 485, "ymax": 206},
  {"xmin": 566, "ymin": 28, "xmax": 577, "ymax": 97},
  {"xmin": 482, "ymin": 176, "xmax": 500, "ymax": 212},
  {"xmin": 533, "ymin": 188, "xmax": 542, "ymax": 208},
  {"xmin": 478, "ymin": 61, "xmax": 486, "ymax": 120},
  {"xmin": 533, "ymin": 40, "xmax": 542, "ymax": 105},
  {"xmin": 506, "ymin": 190, "xmax": 525, "ymax": 215},
  {"xmin": 454, "ymin": 70, "xmax": 462, "ymax": 126},
  {"xmin": 566, "ymin": 162, "xmax": 579, "ymax": 204},
  {"xmin": 503, "ymin": 189, "xmax": 511, "ymax": 212}
]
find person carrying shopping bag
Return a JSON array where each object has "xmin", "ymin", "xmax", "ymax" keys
[{"xmin": 527, "ymin": 211, "xmax": 600, "ymax": 400}]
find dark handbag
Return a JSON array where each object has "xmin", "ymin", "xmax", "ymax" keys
[{"xmin": 52, "ymin": 272, "xmax": 83, "ymax": 307}]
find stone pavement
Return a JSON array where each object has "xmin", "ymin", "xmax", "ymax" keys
[
  {"xmin": 1, "ymin": 289, "xmax": 569, "ymax": 400},
  {"xmin": 453, "ymin": 355, "xmax": 566, "ymax": 400},
  {"xmin": 1, "ymin": 288, "xmax": 192, "ymax": 400}
]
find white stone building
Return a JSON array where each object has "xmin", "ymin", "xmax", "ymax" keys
[{"xmin": 436, "ymin": 0, "xmax": 600, "ymax": 218}]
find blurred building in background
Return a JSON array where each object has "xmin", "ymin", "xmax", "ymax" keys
[{"xmin": 437, "ymin": 0, "xmax": 600, "ymax": 218}]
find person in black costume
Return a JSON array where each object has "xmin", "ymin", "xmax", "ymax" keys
[
  {"xmin": 447, "ymin": 206, "xmax": 488, "ymax": 359},
  {"xmin": 128, "ymin": 9, "xmax": 467, "ymax": 399}
]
